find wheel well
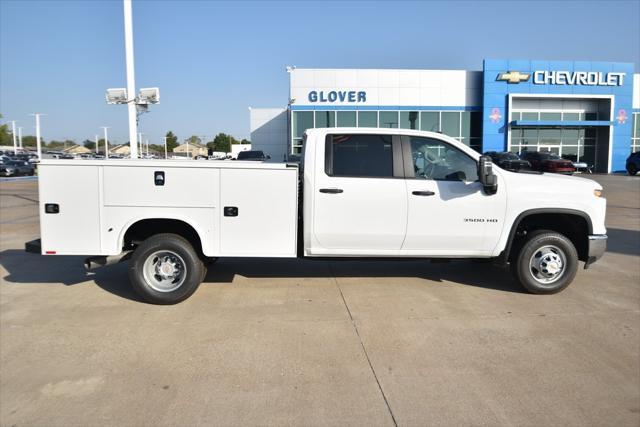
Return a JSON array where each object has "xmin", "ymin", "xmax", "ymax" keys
[
  {"xmin": 509, "ymin": 213, "xmax": 589, "ymax": 262},
  {"xmin": 123, "ymin": 219, "xmax": 203, "ymax": 254}
]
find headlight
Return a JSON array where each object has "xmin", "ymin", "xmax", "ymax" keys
[{"xmin": 594, "ymin": 189, "xmax": 604, "ymax": 198}]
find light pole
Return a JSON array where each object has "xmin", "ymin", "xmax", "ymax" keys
[
  {"xmin": 10, "ymin": 121, "xmax": 17, "ymax": 154},
  {"xmin": 123, "ymin": 0, "xmax": 138, "ymax": 159},
  {"xmin": 138, "ymin": 132, "xmax": 144, "ymax": 158},
  {"xmin": 95, "ymin": 134, "xmax": 99, "ymax": 154},
  {"xmin": 18, "ymin": 127, "xmax": 23, "ymax": 149},
  {"xmin": 30, "ymin": 113, "xmax": 44, "ymax": 160},
  {"xmin": 101, "ymin": 127, "xmax": 110, "ymax": 159},
  {"xmin": 163, "ymin": 137, "xmax": 168, "ymax": 159}
]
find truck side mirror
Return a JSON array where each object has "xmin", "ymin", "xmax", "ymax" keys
[{"xmin": 478, "ymin": 155, "xmax": 498, "ymax": 195}]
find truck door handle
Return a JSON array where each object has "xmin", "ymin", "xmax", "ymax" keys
[
  {"xmin": 319, "ymin": 188, "xmax": 343, "ymax": 194},
  {"xmin": 412, "ymin": 190, "xmax": 435, "ymax": 196}
]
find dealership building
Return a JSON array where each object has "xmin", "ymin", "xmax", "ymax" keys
[{"xmin": 250, "ymin": 59, "xmax": 639, "ymax": 172}]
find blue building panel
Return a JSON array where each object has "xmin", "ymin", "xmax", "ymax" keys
[{"xmin": 482, "ymin": 59, "xmax": 635, "ymax": 172}]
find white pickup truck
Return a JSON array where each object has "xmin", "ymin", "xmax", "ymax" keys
[{"xmin": 27, "ymin": 128, "xmax": 607, "ymax": 304}]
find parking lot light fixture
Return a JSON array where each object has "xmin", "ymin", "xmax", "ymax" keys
[
  {"xmin": 163, "ymin": 137, "xmax": 168, "ymax": 159},
  {"xmin": 18, "ymin": 127, "xmax": 23, "ymax": 149}
]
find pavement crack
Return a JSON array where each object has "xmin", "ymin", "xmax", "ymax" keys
[
  {"xmin": 328, "ymin": 261, "xmax": 398, "ymax": 427},
  {"xmin": 11, "ymin": 194, "xmax": 39, "ymax": 203}
]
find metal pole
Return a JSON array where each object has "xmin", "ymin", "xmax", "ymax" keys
[
  {"xmin": 138, "ymin": 132, "xmax": 143, "ymax": 158},
  {"xmin": 101, "ymin": 127, "xmax": 110, "ymax": 159},
  {"xmin": 10, "ymin": 121, "xmax": 17, "ymax": 154},
  {"xmin": 123, "ymin": 0, "xmax": 138, "ymax": 159},
  {"xmin": 164, "ymin": 137, "xmax": 168, "ymax": 159},
  {"xmin": 95, "ymin": 134, "xmax": 99, "ymax": 154},
  {"xmin": 186, "ymin": 139, "xmax": 190, "ymax": 159},
  {"xmin": 32, "ymin": 113, "xmax": 43, "ymax": 160},
  {"xmin": 18, "ymin": 127, "xmax": 23, "ymax": 149}
]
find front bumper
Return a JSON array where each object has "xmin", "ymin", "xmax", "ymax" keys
[{"xmin": 584, "ymin": 234, "xmax": 607, "ymax": 269}]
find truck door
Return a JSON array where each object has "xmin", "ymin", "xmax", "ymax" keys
[
  {"xmin": 312, "ymin": 133, "xmax": 407, "ymax": 251},
  {"xmin": 401, "ymin": 136, "xmax": 507, "ymax": 255}
]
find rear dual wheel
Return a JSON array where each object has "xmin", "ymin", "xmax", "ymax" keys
[{"xmin": 129, "ymin": 233, "xmax": 205, "ymax": 304}]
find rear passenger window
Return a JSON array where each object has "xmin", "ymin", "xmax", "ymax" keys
[{"xmin": 326, "ymin": 134, "xmax": 393, "ymax": 178}]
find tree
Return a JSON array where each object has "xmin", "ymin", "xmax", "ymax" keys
[
  {"xmin": 47, "ymin": 140, "xmax": 66, "ymax": 150},
  {"xmin": 21, "ymin": 136, "xmax": 40, "ymax": 147},
  {"xmin": 185, "ymin": 135, "xmax": 201, "ymax": 145},
  {"xmin": 83, "ymin": 139, "xmax": 96, "ymax": 150},
  {"xmin": 211, "ymin": 133, "xmax": 234, "ymax": 153},
  {"xmin": 165, "ymin": 131, "xmax": 179, "ymax": 152},
  {"xmin": 240, "ymin": 138, "xmax": 250, "ymax": 145},
  {"xmin": 0, "ymin": 115, "xmax": 12, "ymax": 146}
]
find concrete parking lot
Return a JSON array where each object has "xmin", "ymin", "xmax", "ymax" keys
[{"xmin": 1, "ymin": 175, "xmax": 639, "ymax": 426}]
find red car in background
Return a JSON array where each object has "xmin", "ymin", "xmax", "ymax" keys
[{"xmin": 520, "ymin": 151, "xmax": 576, "ymax": 174}]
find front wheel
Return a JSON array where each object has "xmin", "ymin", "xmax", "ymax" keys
[
  {"xmin": 129, "ymin": 233, "xmax": 204, "ymax": 304},
  {"xmin": 628, "ymin": 164, "xmax": 638, "ymax": 176},
  {"xmin": 512, "ymin": 230, "xmax": 579, "ymax": 294}
]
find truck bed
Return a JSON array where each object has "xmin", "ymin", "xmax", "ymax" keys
[{"xmin": 37, "ymin": 160, "xmax": 299, "ymax": 257}]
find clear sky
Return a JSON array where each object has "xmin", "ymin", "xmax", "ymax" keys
[{"xmin": 1, "ymin": 0, "xmax": 639, "ymax": 145}]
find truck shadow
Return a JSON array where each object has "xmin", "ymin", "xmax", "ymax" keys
[
  {"xmin": 1, "ymin": 250, "xmax": 525, "ymax": 302},
  {"xmin": 605, "ymin": 228, "xmax": 640, "ymax": 257}
]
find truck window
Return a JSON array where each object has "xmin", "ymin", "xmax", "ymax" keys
[
  {"xmin": 409, "ymin": 137, "xmax": 478, "ymax": 182},
  {"xmin": 326, "ymin": 134, "xmax": 394, "ymax": 178}
]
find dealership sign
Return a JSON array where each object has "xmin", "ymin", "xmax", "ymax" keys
[
  {"xmin": 308, "ymin": 90, "xmax": 367, "ymax": 103},
  {"xmin": 497, "ymin": 70, "xmax": 625, "ymax": 86}
]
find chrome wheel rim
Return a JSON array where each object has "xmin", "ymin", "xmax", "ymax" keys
[
  {"xmin": 529, "ymin": 245, "xmax": 566, "ymax": 285},
  {"xmin": 142, "ymin": 250, "xmax": 187, "ymax": 292}
]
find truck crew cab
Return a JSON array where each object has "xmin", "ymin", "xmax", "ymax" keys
[{"xmin": 30, "ymin": 128, "xmax": 607, "ymax": 304}]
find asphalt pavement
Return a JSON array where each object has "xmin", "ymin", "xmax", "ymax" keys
[{"xmin": 0, "ymin": 175, "xmax": 638, "ymax": 426}]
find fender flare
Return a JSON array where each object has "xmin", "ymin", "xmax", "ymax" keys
[
  {"xmin": 498, "ymin": 208, "xmax": 593, "ymax": 264},
  {"xmin": 117, "ymin": 215, "xmax": 209, "ymax": 254}
]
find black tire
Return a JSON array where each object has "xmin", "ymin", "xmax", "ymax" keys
[
  {"xmin": 129, "ymin": 233, "xmax": 204, "ymax": 304},
  {"xmin": 628, "ymin": 164, "xmax": 638, "ymax": 176},
  {"xmin": 511, "ymin": 230, "xmax": 578, "ymax": 294}
]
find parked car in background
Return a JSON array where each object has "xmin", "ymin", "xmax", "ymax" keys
[
  {"xmin": 0, "ymin": 159, "xmax": 17, "ymax": 177},
  {"xmin": 236, "ymin": 150, "xmax": 270, "ymax": 161},
  {"xmin": 520, "ymin": 151, "xmax": 576, "ymax": 174},
  {"xmin": 1, "ymin": 158, "xmax": 35, "ymax": 176},
  {"xmin": 626, "ymin": 151, "xmax": 640, "ymax": 176},
  {"xmin": 484, "ymin": 151, "xmax": 531, "ymax": 172}
]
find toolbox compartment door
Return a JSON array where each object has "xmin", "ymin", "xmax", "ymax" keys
[
  {"xmin": 219, "ymin": 168, "xmax": 297, "ymax": 256},
  {"xmin": 38, "ymin": 164, "xmax": 101, "ymax": 255}
]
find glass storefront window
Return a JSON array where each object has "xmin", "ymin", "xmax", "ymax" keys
[
  {"xmin": 358, "ymin": 111, "xmax": 377, "ymax": 127},
  {"xmin": 441, "ymin": 112, "xmax": 460, "ymax": 137},
  {"xmin": 337, "ymin": 111, "xmax": 357, "ymax": 127},
  {"xmin": 379, "ymin": 111, "xmax": 398, "ymax": 128},
  {"xmin": 540, "ymin": 112, "xmax": 562, "ymax": 121},
  {"xmin": 315, "ymin": 111, "xmax": 335, "ymax": 128},
  {"xmin": 539, "ymin": 128, "xmax": 561, "ymax": 144},
  {"xmin": 522, "ymin": 112, "xmax": 538, "ymax": 120},
  {"xmin": 562, "ymin": 113, "xmax": 580, "ymax": 121},
  {"xmin": 585, "ymin": 112, "xmax": 598, "ymax": 121},
  {"xmin": 511, "ymin": 112, "xmax": 521, "ymax": 121},
  {"xmin": 293, "ymin": 111, "xmax": 313, "ymax": 139},
  {"xmin": 420, "ymin": 112, "xmax": 439, "ymax": 132},
  {"xmin": 400, "ymin": 111, "xmax": 419, "ymax": 129},
  {"xmin": 634, "ymin": 113, "xmax": 639, "ymax": 137}
]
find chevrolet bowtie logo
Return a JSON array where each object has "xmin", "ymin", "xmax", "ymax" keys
[{"xmin": 497, "ymin": 71, "xmax": 531, "ymax": 84}]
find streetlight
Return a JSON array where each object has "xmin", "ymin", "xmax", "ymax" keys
[
  {"xmin": 18, "ymin": 127, "xmax": 23, "ymax": 149},
  {"xmin": 95, "ymin": 134, "xmax": 99, "ymax": 155},
  {"xmin": 138, "ymin": 132, "xmax": 144, "ymax": 158},
  {"xmin": 101, "ymin": 127, "xmax": 110, "ymax": 159},
  {"xmin": 30, "ymin": 113, "xmax": 45, "ymax": 160},
  {"xmin": 10, "ymin": 121, "xmax": 17, "ymax": 154},
  {"xmin": 163, "ymin": 137, "xmax": 168, "ymax": 159}
]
